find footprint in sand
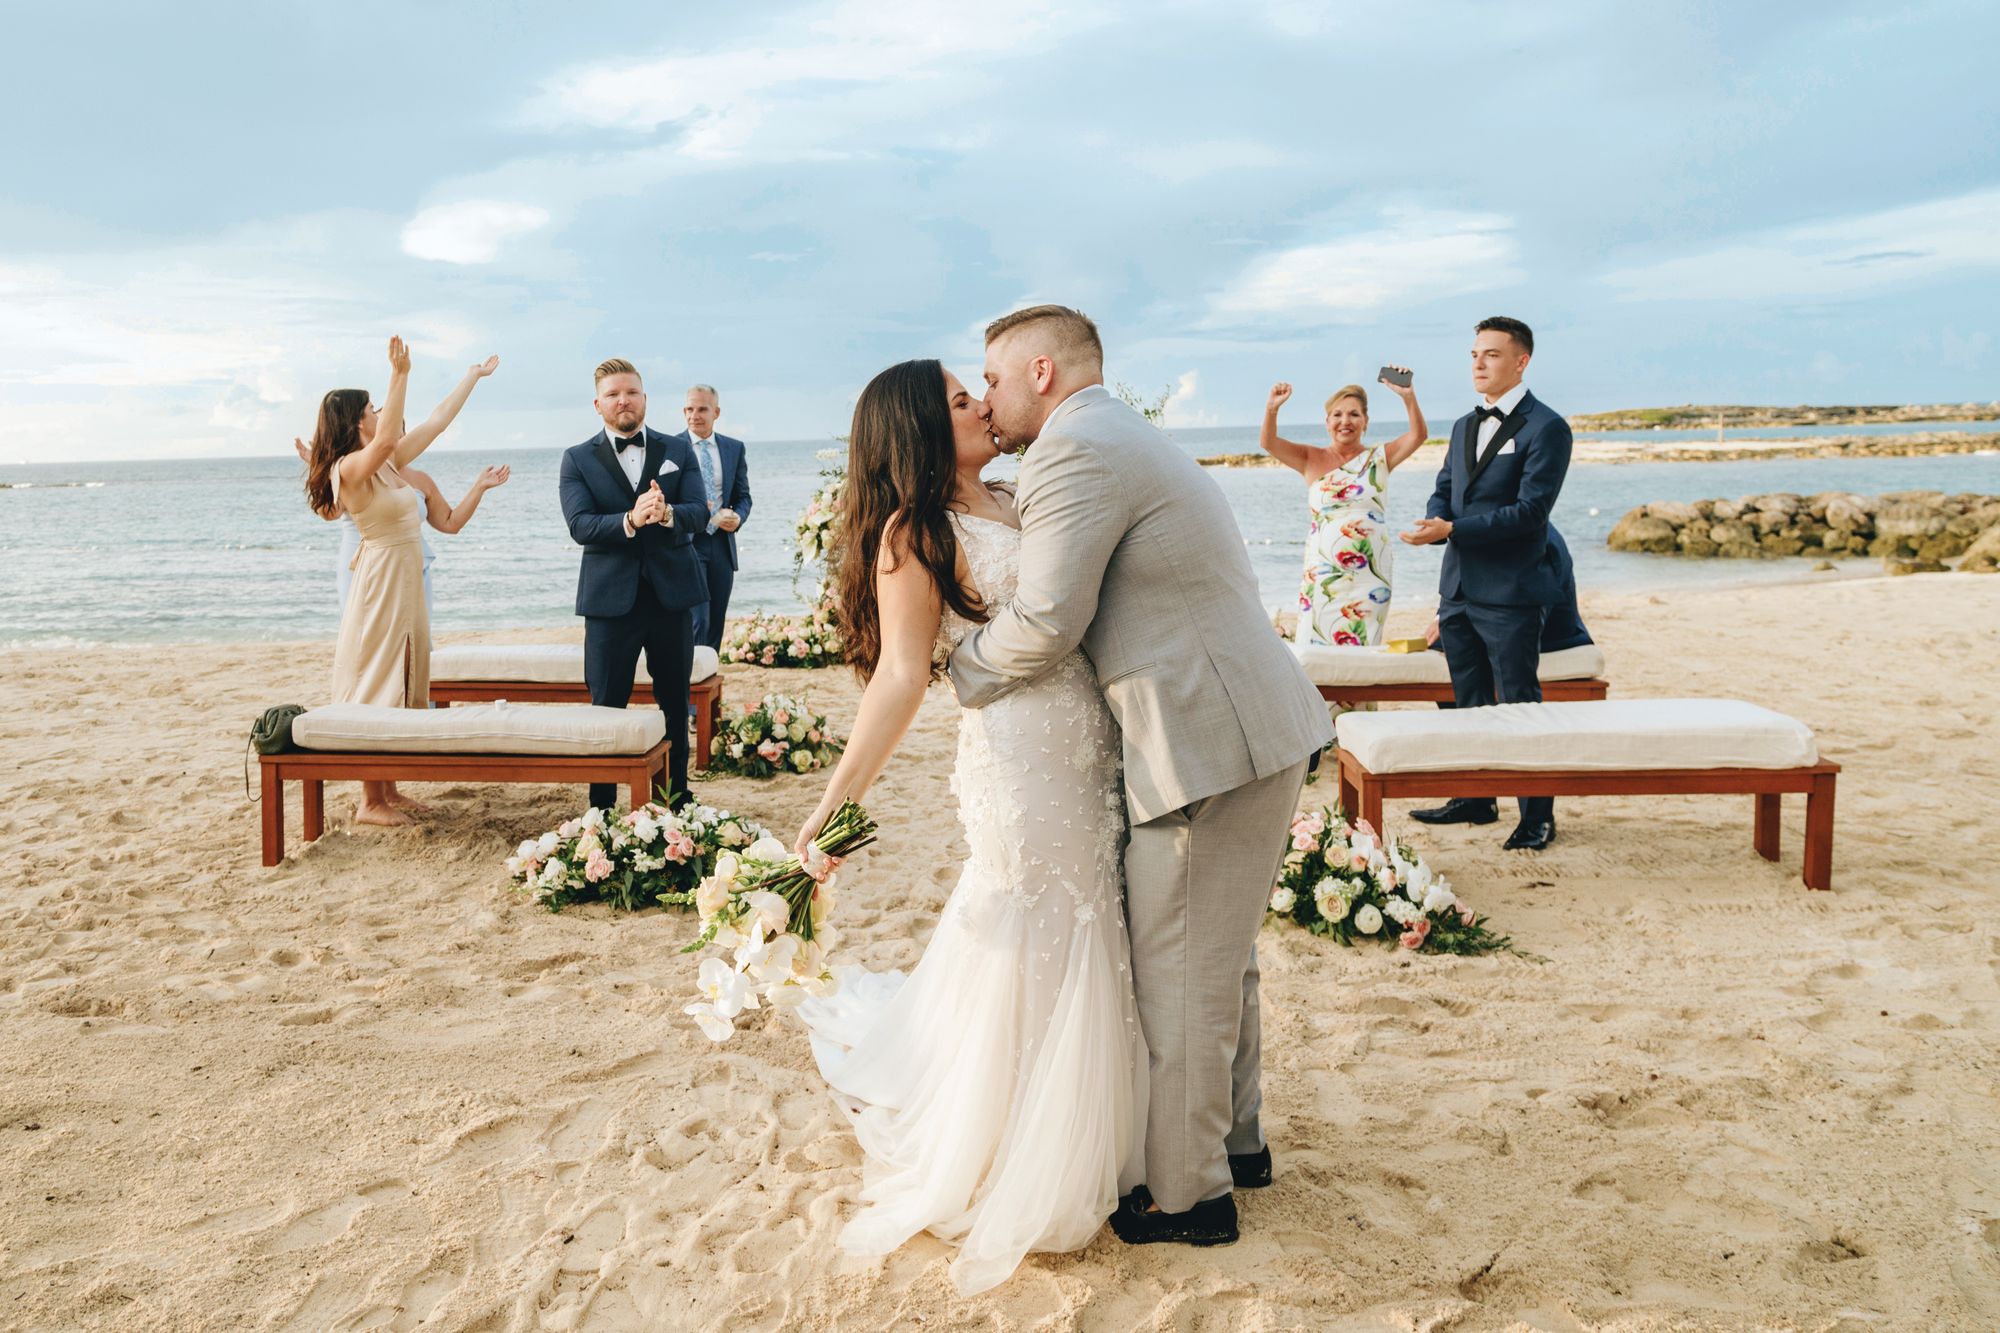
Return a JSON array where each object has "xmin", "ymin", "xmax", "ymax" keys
[{"xmin": 265, "ymin": 1179, "xmax": 410, "ymax": 1254}]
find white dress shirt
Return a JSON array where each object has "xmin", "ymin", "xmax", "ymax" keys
[
  {"xmin": 1475, "ymin": 381, "xmax": 1529, "ymax": 453},
  {"xmin": 610, "ymin": 427, "xmax": 672, "ymax": 536}
]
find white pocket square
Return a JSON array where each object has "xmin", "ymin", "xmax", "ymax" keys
[
  {"xmin": 658, "ymin": 459, "xmax": 680, "ymax": 473},
  {"xmin": 1497, "ymin": 441, "xmax": 1517, "ymax": 455}
]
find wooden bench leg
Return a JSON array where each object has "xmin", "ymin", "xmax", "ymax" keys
[
  {"xmin": 261, "ymin": 764, "xmax": 284, "ymax": 867},
  {"xmin": 694, "ymin": 688, "xmax": 715, "ymax": 772},
  {"xmin": 302, "ymin": 779, "xmax": 325, "ymax": 843},
  {"xmin": 1803, "ymin": 773, "xmax": 1836, "ymax": 890},
  {"xmin": 1753, "ymin": 792, "xmax": 1780, "ymax": 862},
  {"xmin": 1358, "ymin": 776, "xmax": 1384, "ymax": 836},
  {"xmin": 1337, "ymin": 765, "xmax": 1359, "ymax": 825},
  {"xmin": 631, "ymin": 762, "xmax": 652, "ymax": 812}
]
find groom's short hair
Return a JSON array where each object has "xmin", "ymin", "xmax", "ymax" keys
[
  {"xmin": 594, "ymin": 357, "xmax": 641, "ymax": 386},
  {"xmin": 1474, "ymin": 316, "xmax": 1533, "ymax": 355},
  {"xmin": 984, "ymin": 304, "xmax": 1103, "ymax": 371}
]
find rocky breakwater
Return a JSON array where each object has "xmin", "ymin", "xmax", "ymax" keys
[{"xmin": 1606, "ymin": 491, "xmax": 2000, "ymax": 574}]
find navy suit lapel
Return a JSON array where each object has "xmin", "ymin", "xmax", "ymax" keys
[
  {"xmin": 639, "ymin": 429, "xmax": 667, "ymax": 494},
  {"xmin": 593, "ymin": 430, "xmax": 637, "ymax": 502},
  {"xmin": 1468, "ymin": 393, "xmax": 1536, "ymax": 490}
]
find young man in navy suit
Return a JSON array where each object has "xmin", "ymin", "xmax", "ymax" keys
[
  {"xmin": 1400, "ymin": 317, "xmax": 1573, "ymax": 850},
  {"xmin": 672, "ymin": 383, "xmax": 753, "ymax": 651},
  {"xmin": 557, "ymin": 358, "xmax": 710, "ymax": 811}
]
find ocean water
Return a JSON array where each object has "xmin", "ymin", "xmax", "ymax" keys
[{"xmin": 4, "ymin": 425, "xmax": 1997, "ymax": 646}]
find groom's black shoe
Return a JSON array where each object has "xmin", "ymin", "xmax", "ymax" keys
[
  {"xmin": 1229, "ymin": 1146, "xmax": 1273, "ymax": 1189},
  {"xmin": 1503, "ymin": 818, "xmax": 1557, "ymax": 851},
  {"xmin": 1410, "ymin": 797, "xmax": 1499, "ymax": 826},
  {"xmin": 1109, "ymin": 1187, "xmax": 1239, "ymax": 1247}
]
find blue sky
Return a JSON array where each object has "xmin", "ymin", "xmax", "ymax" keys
[{"xmin": 2, "ymin": 0, "xmax": 1996, "ymax": 463}]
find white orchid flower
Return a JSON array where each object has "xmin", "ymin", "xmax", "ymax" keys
[
  {"xmin": 683, "ymin": 1001, "xmax": 735, "ymax": 1042},
  {"xmin": 697, "ymin": 956, "xmax": 759, "ymax": 1018}
]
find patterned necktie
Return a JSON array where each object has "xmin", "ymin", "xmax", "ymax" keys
[{"xmin": 697, "ymin": 438, "xmax": 722, "ymax": 509}]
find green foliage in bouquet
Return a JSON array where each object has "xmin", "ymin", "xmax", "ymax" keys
[
  {"xmin": 1269, "ymin": 804, "xmax": 1525, "ymax": 957},
  {"xmin": 706, "ymin": 692, "xmax": 844, "ymax": 777}
]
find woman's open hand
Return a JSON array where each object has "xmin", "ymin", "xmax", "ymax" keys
[
  {"xmin": 387, "ymin": 335, "xmax": 411, "ymax": 375},
  {"xmin": 476, "ymin": 463, "xmax": 510, "ymax": 490},
  {"xmin": 471, "ymin": 354, "xmax": 499, "ymax": 379}
]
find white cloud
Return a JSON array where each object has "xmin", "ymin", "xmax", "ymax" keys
[
  {"xmin": 1601, "ymin": 188, "xmax": 2000, "ymax": 301},
  {"xmin": 1162, "ymin": 370, "xmax": 1216, "ymax": 427},
  {"xmin": 1208, "ymin": 209, "xmax": 1521, "ymax": 323},
  {"xmin": 400, "ymin": 201, "xmax": 550, "ymax": 265}
]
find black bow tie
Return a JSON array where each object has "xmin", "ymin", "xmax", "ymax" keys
[
  {"xmin": 615, "ymin": 431, "xmax": 645, "ymax": 452},
  {"xmin": 1475, "ymin": 406, "xmax": 1504, "ymax": 423}
]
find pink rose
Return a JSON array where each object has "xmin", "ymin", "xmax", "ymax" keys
[
  {"xmin": 1291, "ymin": 833, "xmax": 1316, "ymax": 851},
  {"xmin": 757, "ymin": 740, "xmax": 783, "ymax": 761},
  {"xmin": 1399, "ymin": 919, "xmax": 1431, "ymax": 950},
  {"xmin": 808, "ymin": 729, "xmax": 822, "ymax": 742},
  {"xmin": 1303, "ymin": 812, "xmax": 1325, "ymax": 835},
  {"xmin": 761, "ymin": 650, "xmax": 777, "ymax": 665},
  {"xmin": 1348, "ymin": 850, "xmax": 1369, "ymax": 871},
  {"xmin": 789, "ymin": 640, "xmax": 809, "ymax": 656},
  {"xmin": 1459, "ymin": 906, "xmax": 1477, "ymax": 927},
  {"xmin": 663, "ymin": 829, "xmax": 694, "ymax": 862},
  {"xmin": 584, "ymin": 849, "xmax": 613, "ymax": 883},
  {"xmin": 771, "ymin": 710, "xmax": 791, "ymax": 726}
]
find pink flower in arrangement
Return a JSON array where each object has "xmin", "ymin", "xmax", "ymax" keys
[
  {"xmin": 761, "ymin": 650, "xmax": 777, "ymax": 665},
  {"xmin": 663, "ymin": 829, "xmax": 695, "ymax": 862},
  {"xmin": 757, "ymin": 740, "xmax": 783, "ymax": 762},
  {"xmin": 1354, "ymin": 818, "xmax": 1376, "ymax": 838},
  {"xmin": 1399, "ymin": 919, "xmax": 1431, "ymax": 950},
  {"xmin": 1459, "ymin": 906, "xmax": 1478, "ymax": 927},
  {"xmin": 1348, "ymin": 849, "xmax": 1369, "ymax": 871},
  {"xmin": 808, "ymin": 728, "xmax": 822, "ymax": 743},
  {"xmin": 1335, "ymin": 551, "xmax": 1369, "ymax": 572},
  {"xmin": 584, "ymin": 849, "xmax": 613, "ymax": 883},
  {"xmin": 789, "ymin": 640, "xmax": 809, "ymax": 657},
  {"xmin": 1291, "ymin": 832, "xmax": 1317, "ymax": 851},
  {"xmin": 771, "ymin": 710, "xmax": 792, "ymax": 726}
]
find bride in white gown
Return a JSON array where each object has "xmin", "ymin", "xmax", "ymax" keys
[{"xmin": 790, "ymin": 358, "xmax": 1147, "ymax": 1297}]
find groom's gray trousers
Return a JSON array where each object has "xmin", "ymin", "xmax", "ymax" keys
[{"xmin": 1125, "ymin": 756, "xmax": 1309, "ymax": 1213}]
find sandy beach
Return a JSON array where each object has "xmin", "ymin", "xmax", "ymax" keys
[{"xmin": 3, "ymin": 573, "xmax": 1999, "ymax": 1331}]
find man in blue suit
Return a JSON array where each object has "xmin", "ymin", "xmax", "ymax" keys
[
  {"xmin": 672, "ymin": 383, "xmax": 753, "ymax": 651},
  {"xmin": 558, "ymin": 358, "xmax": 711, "ymax": 811},
  {"xmin": 1425, "ymin": 524, "xmax": 1591, "ymax": 654},
  {"xmin": 1400, "ymin": 317, "xmax": 1572, "ymax": 850}
]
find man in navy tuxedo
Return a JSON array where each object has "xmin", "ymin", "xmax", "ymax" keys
[
  {"xmin": 1425, "ymin": 524, "xmax": 1591, "ymax": 655},
  {"xmin": 558, "ymin": 358, "xmax": 710, "ymax": 811},
  {"xmin": 1400, "ymin": 316, "xmax": 1573, "ymax": 850},
  {"xmin": 671, "ymin": 384, "xmax": 753, "ymax": 651}
]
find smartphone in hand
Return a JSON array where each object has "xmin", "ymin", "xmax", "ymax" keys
[{"xmin": 1377, "ymin": 366, "xmax": 1412, "ymax": 388}]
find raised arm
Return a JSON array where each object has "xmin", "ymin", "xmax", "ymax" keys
[
  {"xmin": 792, "ymin": 523, "xmax": 943, "ymax": 854},
  {"xmin": 1258, "ymin": 382, "xmax": 1323, "ymax": 478},
  {"xmin": 1449, "ymin": 418, "xmax": 1572, "ymax": 546},
  {"xmin": 947, "ymin": 433, "xmax": 1125, "ymax": 709},
  {"xmin": 395, "ymin": 355, "xmax": 499, "ymax": 465},
  {"xmin": 1377, "ymin": 368, "xmax": 1430, "ymax": 471},
  {"xmin": 336, "ymin": 335, "xmax": 412, "ymax": 497},
  {"xmin": 409, "ymin": 464, "xmax": 510, "ymax": 533}
]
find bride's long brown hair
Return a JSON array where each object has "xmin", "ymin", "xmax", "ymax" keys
[
  {"xmin": 831, "ymin": 359, "xmax": 987, "ymax": 682},
  {"xmin": 303, "ymin": 388, "xmax": 371, "ymax": 517}
]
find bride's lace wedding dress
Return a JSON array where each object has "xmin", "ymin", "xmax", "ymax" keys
[{"xmin": 799, "ymin": 511, "xmax": 1148, "ymax": 1296}]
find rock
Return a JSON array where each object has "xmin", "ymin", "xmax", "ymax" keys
[
  {"xmin": 1707, "ymin": 519, "xmax": 1755, "ymax": 546},
  {"xmin": 1961, "ymin": 526, "xmax": 2000, "ymax": 573},
  {"xmin": 1744, "ymin": 492, "xmax": 1802, "ymax": 517},
  {"xmin": 1885, "ymin": 558, "xmax": 1948, "ymax": 576},
  {"xmin": 1710, "ymin": 500, "xmax": 1743, "ymax": 521},
  {"xmin": 1760, "ymin": 533, "xmax": 1806, "ymax": 556},
  {"xmin": 1607, "ymin": 512, "xmax": 1680, "ymax": 554},
  {"xmin": 1824, "ymin": 496, "xmax": 1873, "ymax": 532},
  {"xmin": 1812, "ymin": 560, "xmax": 1836, "ymax": 572},
  {"xmin": 1875, "ymin": 501, "xmax": 1949, "ymax": 544},
  {"xmin": 1918, "ymin": 532, "xmax": 1973, "ymax": 561},
  {"xmin": 1680, "ymin": 534, "xmax": 1720, "ymax": 557},
  {"xmin": 1645, "ymin": 500, "xmax": 1704, "ymax": 526},
  {"xmin": 1718, "ymin": 540, "xmax": 1762, "ymax": 559},
  {"xmin": 1750, "ymin": 510, "xmax": 1791, "ymax": 534}
]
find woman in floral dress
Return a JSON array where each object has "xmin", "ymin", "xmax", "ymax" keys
[{"xmin": 1260, "ymin": 371, "xmax": 1428, "ymax": 645}]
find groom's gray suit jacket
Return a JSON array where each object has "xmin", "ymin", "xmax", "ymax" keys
[{"xmin": 949, "ymin": 385, "xmax": 1333, "ymax": 823}]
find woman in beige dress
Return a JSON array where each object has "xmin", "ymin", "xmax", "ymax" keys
[{"xmin": 304, "ymin": 336, "xmax": 499, "ymax": 825}]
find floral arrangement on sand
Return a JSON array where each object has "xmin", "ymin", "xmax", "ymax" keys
[
  {"xmin": 505, "ymin": 800, "xmax": 772, "ymax": 913},
  {"xmin": 792, "ymin": 450, "xmax": 845, "ymax": 581},
  {"xmin": 720, "ymin": 604, "xmax": 844, "ymax": 669},
  {"xmin": 680, "ymin": 800, "xmax": 878, "ymax": 1041},
  {"xmin": 706, "ymin": 692, "xmax": 844, "ymax": 777},
  {"xmin": 1268, "ymin": 805, "xmax": 1520, "ymax": 956}
]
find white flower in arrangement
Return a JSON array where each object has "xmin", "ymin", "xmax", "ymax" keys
[
  {"xmin": 1383, "ymin": 897, "xmax": 1419, "ymax": 927},
  {"xmin": 1269, "ymin": 886, "xmax": 1296, "ymax": 913},
  {"xmin": 696, "ymin": 956, "xmax": 758, "ymax": 1017},
  {"xmin": 729, "ymin": 742, "xmax": 746, "ymax": 759},
  {"xmin": 745, "ymin": 932, "xmax": 802, "ymax": 985},
  {"xmin": 580, "ymin": 806, "xmax": 606, "ymax": 831},
  {"xmin": 542, "ymin": 858, "xmax": 568, "ymax": 884},
  {"xmin": 1313, "ymin": 878, "xmax": 1349, "ymax": 922},
  {"xmin": 712, "ymin": 852, "xmax": 741, "ymax": 885},
  {"xmin": 1353, "ymin": 903, "xmax": 1384, "ymax": 935},
  {"xmin": 745, "ymin": 836, "xmax": 789, "ymax": 863},
  {"xmin": 537, "ymin": 831, "xmax": 559, "ymax": 857},
  {"xmin": 683, "ymin": 1001, "xmax": 735, "ymax": 1042},
  {"xmin": 630, "ymin": 812, "xmax": 659, "ymax": 843},
  {"xmin": 695, "ymin": 874, "xmax": 731, "ymax": 919},
  {"xmin": 791, "ymin": 751, "xmax": 816, "ymax": 772},
  {"xmin": 744, "ymin": 889, "xmax": 792, "ymax": 937},
  {"xmin": 1421, "ymin": 879, "xmax": 1458, "ymax": 916},
  {"xmin": 787, "ymin": 720, "xmax": 809, "ymax": 742},
  {"xmin": 737, "ymin": 719, "xmax": 761, "ymax": 742}
]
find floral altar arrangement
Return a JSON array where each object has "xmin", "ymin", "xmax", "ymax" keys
[
  {"xmin": 1268, "ymin": 805, "xmax": 1521, "ymax": 956},
  {"xmin": 719, "ymin": 604, "xmax": 844, "ymax": 669},
  {"xmin": 792, "ymin": 451, "xmax": 844, "ymax": 582},
  {"xmin": 681, "ymin": 799, "xmax": 878, "ymax": 1041},
  {"xmin": 706, "ymin": 692, "xmax": 844, "ymax": 777},
  {"xmin": 505, "ymin": 800, "xmax": 772, "ymax": 914}
]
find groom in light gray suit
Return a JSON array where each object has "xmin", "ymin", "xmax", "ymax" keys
[{"xmin": 950, "ymin": 305, "xmax": 1333, "ymax": 1245}]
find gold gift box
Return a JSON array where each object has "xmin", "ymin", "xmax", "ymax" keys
[{"xmin": 1382, "ymin": 637, "xmax": 1431, "ymax": 654}]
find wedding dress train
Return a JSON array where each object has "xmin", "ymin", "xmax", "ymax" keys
[{"xmin": 800, "ymin": 512, "xmax": 1147, "ymax": 1296}]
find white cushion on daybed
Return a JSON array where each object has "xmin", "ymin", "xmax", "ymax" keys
[
  {"xmin": 1292, "ymin": 641, "xmax": 1605, "ymax": 688},
  {"xmin": 430, "ymin": 643, "xmax": 719, "ymax": 685},
  {"xmin": 292, "ymin": 703, "xmax": 666, "ymax": 755},
  {"xmin": 1335, "ymin": 699, "xmax": 1819, "ymax": 774}
]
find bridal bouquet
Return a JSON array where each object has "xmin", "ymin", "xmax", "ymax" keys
[
  {"xmin": 506, "ymin": 800, "xmax": 772, "ymax": 914},
  {"xmin": 1268, "ymin": 805, "xmax": 1519, "ymax": 956},
  {"xmin": 706, "ymin": 692, "xmax": 844, "ymax": 777},
  {"xmin": 680, "ymin": 799, "xmax": 878, "ymax": 1041},
  {"xmin": 720, "ymin": 605, "xmax": 844, "ymax": 669}
]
